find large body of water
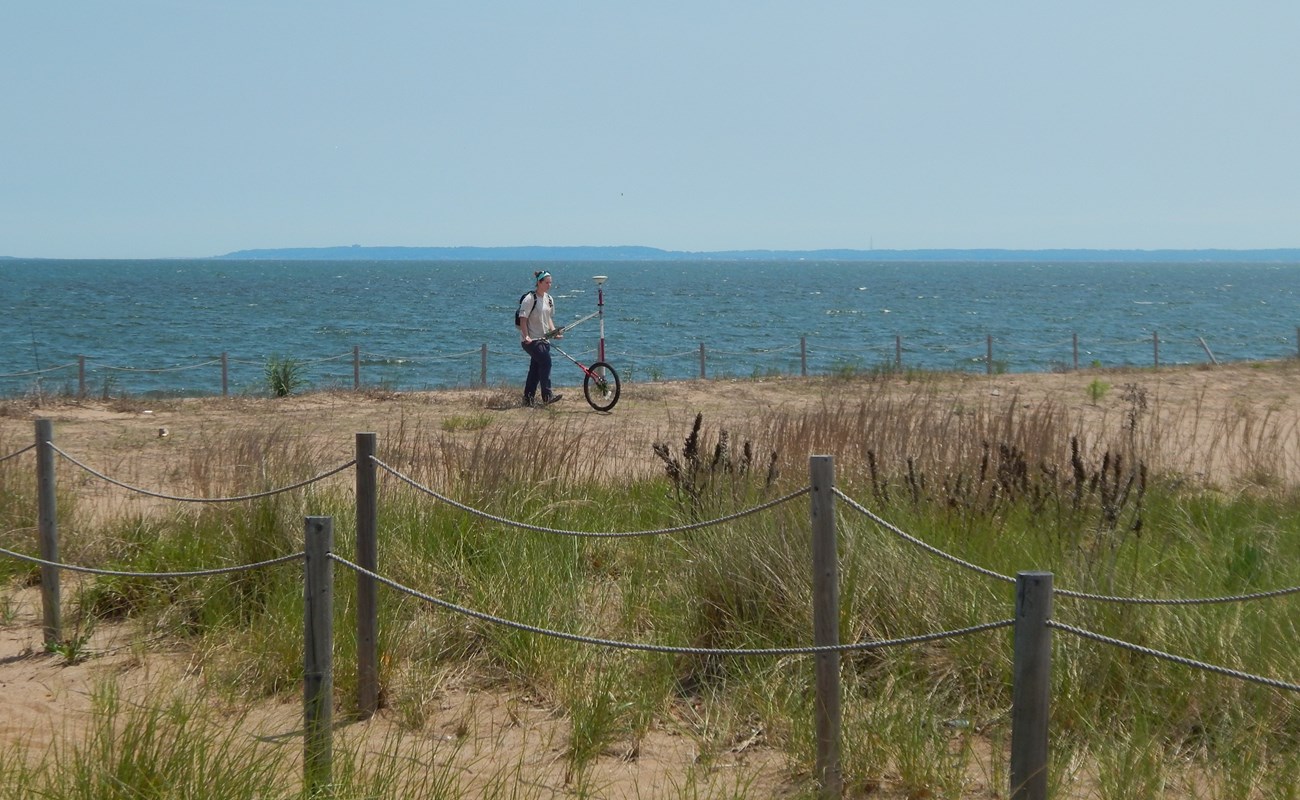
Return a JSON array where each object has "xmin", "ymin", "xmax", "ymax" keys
[{"xmin": 1, "ymin": 259, "xmax": 1297, "ymax": 396}]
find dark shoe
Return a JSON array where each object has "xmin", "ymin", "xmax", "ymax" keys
[
  {"xmin": 522, "ymin": 396, "xmax": 537, "ymax": 408},
  {"xmin": 542, "ymin": 393, "xmax": 563, "ymax": 405}
]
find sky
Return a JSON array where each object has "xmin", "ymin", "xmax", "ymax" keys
[{"xmin": 2, "ymin": 1, "xmax": 1298, "ymax": 259}]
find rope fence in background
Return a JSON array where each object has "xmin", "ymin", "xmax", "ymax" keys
[
  {"xmin": 2, "ymin": 421, "xmax": 1298, "ymax": 799},
  {"xmin": 2, "ymin": 326, "xmax": 1297, "ymax": 398}
]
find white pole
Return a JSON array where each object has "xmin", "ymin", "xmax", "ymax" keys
[{"xmin": 593, "ymin": 275, "xmax": 608, "ymax": 362}]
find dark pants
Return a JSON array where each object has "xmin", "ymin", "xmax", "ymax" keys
[{"xmin": 522, "ymin": 340, "xmax": 552, "ymax": 404}]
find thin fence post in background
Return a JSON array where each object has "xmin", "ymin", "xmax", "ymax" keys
[
  {"xmin": 1153, "ymin": 331, "xmax": 1160, "ymax": 368},
  {"xmin": 986, "ymin": 334, "xmax": 994, "ymax": 375},
  {"xmin": 895, "ymin": 335, "xmax": 902, "ymax": 371},
  {"xmin": 355, "ymin": 432, "xmax": 379, "ymax": 719},
  {"xmin": 809, "ymin": 455, "xmax": 842, "ymax": 799},
  {"xmin": 35, "ymin": 419, "xmax": 61, "ymax": 646},
  {"xmin": 1072, "ymin": 333, "xmax": 1079, "ymax": 371},
  {"xmin": 353, "ymin": 345, "xmax": 361, "ymax": 390},
  {"xmin": 1198, "ymin": 336, "xmax": 1219, "ymax": 365},
  {"xmin": 800, "ymin": 336, "xmax": 808, "ymax": 377},
  {"xmin": 1295, "ymin": 326, "xmax": 1299, "ymax": 359},
  {"xmin": 221, "ymin": 352, "xmax": 229, "ymax": 397},
  {"xmin": 1010, "ymin": 571, "xmax": 1053, "ymax": 800},
  {"xmin": 699, "ymin": 343, "xmax": 706, "ymax": 380},
  {"xmin": 304, "ymin": 516, "xmax": 334, "ymax": 795},
  {"xmin": 480, "ymin": 343, "xmax": 488, "ymax": 387},
  {"xmin": 78, "ymin": 356, "xmax": 86, "ymax": 398}
]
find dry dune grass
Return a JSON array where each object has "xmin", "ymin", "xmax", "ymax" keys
[{"xmin": 1, "ymin": 360, "xmax": 1298, "ymax": 797}]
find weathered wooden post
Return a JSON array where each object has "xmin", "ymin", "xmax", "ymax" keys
[
  {"xmin": 353, "ymin": 345, "xmax": 361, "ymax": 390},
  {"xmin": 1072, "ymin": 333, "xmax": 1079, "ymax": 371},
  {"xmin": 1010, "ymin": 571, "xmax": 1053, "ymax": 800},
  {"xmin": 986, "ymin": 335, "xmax": 994, "ymax": 375},
  {"xmin": 1153, "ymin": 331, "xmax": 1160, "ymax": 368},
  {"xmin": 221, "ymin": 352, "xmax": 229, "ymax": 397},
  {"xmin": 895, "ymin": 335, "xmax": 902, "ymax": 371},
  {"xmin": 1197, "ymin": 336, "xmax": 1219, "ymax": 365},
  {"xmin": 35, "ymin": 419, "xmax": 60, "ymax": 646},
  {"xmin": 78, "ymin": 356, "xmax": 86, "ymax": 398},
  {"xmin": 800, "ymin": 336, "xmax": 808, "ymax": 377},
  {"xmin": 480, "ymin": 343, "xmax": 488, "ymax": 387},
  {"xmin": 699, "ymin": 343, "xmax": 706, "ymax": 380},
  {"xmin": 809, "ymin": 455, "xmax": 842, "ymax": 798},
  {"xmin": 355, "ymin": 433, "xmax": 379, "ymax": 718},
  {"xmin": 304, "ymin": 516, "xmax": 334, "ymax": 795}
]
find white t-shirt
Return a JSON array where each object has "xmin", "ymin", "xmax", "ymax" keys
[{"xmin": 520, "ymin": 292, "xmax": 555, "ymax": 339}]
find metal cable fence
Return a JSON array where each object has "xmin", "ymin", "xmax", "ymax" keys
[
  {"xmin": 5, "ymin": 423, "xmax": 1299, "ymax": 799},
  {"xmin": 4, "ymin": 327, "xmax": 1295, "ymax": 397}
]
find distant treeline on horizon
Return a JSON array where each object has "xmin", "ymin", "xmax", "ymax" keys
[
  {"xmin": 213, "ymin": 245, "xmax": 1300, "ymax": 263},
  {"xmin": 4, "ymin": 246, "xmax": 1300, "ymax": 263}
]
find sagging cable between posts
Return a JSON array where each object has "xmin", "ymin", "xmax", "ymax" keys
[
  {"xmin": 372, "ymin": 456, "xmax": 811, "ymax": 538},
  {"xmin": 51, "ymin": 444, "xmax": 355, "ymax": 502},
  {"xmin": 333, "ymin": 553, "xmax": 1012, "ymax": 656},
  {"xmin": 0, "ymin": 546, "xmax": 304, "ymax": 579},
  {"xmin": 837, "ymin": 488, "xmax": 1300, "ymax": 606},
  {"xmin": 1049, "ymin": 620, "xmax": 1300, "ymax": 693}
]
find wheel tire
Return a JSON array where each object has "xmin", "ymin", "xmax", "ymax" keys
[{"xmin": 583, "ymin": 362, "xmax": 621, "ymax": 411}]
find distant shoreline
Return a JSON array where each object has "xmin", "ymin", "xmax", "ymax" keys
[
  {"xmin": 211, "ymin": 245, "xmax": 1300, "ymax": 263},
  {"xmin": 5, "ymin": 246, "xmax": 1300, "ymax": 263}
]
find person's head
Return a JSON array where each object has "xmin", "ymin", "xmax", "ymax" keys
[{"xmin": 534, "ymin": 270, "xmax": 553, "ymax": 293}]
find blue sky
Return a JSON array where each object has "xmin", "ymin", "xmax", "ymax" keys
[{"xmin": 3, "ymin": 1, "xmax": 1297, "ymax": 258}]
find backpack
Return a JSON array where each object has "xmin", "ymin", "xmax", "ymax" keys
[
  {"xmin": 515, "ymin": 291, "xmax": 551, "ymax": 329},
  {"xmin": 514, "ymin": 291, "xmax": 535, "ymax": 329}
]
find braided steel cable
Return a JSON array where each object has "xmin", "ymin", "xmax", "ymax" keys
[
  {"xmin": 297, "ymin": 351, "xmax": 355, "ymax": 366},
  {"xmin": 837, "ymin": 489, "xmax": 1300, "ymax": 607},
  {"xmin": 364, "ymin": 349, "xmax": 480, "ymax": 362},
  {"xmin": 373, "ymin": 456, "xmax": 810, "ymax": 538},
  {"xmin": 51, "ymin": 445, "xmax": 355, "ymax": 502},
  {"xmin": 1049, "ymin": 620, "xmax": 1300, "ymax": 693},
  {"xmin": 333, "ymin": 553, "xmax": 1012, "ymax": 656},
  {"xmin": 834, "ymin": 488, "xmax": 1016, "ymax": 585},
  {"xmin": 0, "ymin": 546, "xmax": 304, "ymax": 578},
  {"xmin": 0, "ymin": 444, "xmax": 35, "ymax": 464},
  {"xmin": 101, "ymin": 359, "xmax": 223, "ymax": 373},
  {"xmin": 0, "ymin": 362, "xmax": 80, "ymax": 378},
  {"xmin": 1056, "ymin": 583, "xmax": 1300, "ymax": 605}
]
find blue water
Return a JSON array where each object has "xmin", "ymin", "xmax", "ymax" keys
[{"xmin": 1, "ymin": 259, "xmax": 1297, "ymax": 396}]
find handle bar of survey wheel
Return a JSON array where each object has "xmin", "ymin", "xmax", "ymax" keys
[{"xmin": 542, "ymin": 309, "xmax": 600, "ymax": 340}]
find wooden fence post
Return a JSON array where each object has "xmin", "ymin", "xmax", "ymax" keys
[
  {"xmin": 304, "ymin": 516, "xmax": 334, "ymax": 795},
  {"xmin": 895, "ymin": 335, "xmax": 902, "ymax": 370},
  {"xmin": 809, "ymin": 455, "xmax": 842, "ymax": 798},
  {"xmin": 698, "ymin": 343, "xmax": 706, "ymax": 380},
  {"xmin": 986, "ymin": 335, "xmax": 994, "ymax": 375},
  {"xmin": 1153, "ymin": 331, "xmax": 1160, "ymax": 368},
  {"xmin": 480, "ymin": 343, "xmax": 488, "ymax": 387},
  {"xmin": 801, "ymin": 336, "xmax": 808, "ymax": 377},
  {"xmin": 1010, "ymin": 571, "xmax": 1053, "ymax": 800},
  {"xmin": 1072, "ymin": 333, "xmax": 1079, "ymax": 371},
  {"xmin": 35, "ymin": 419, "xmax": 60, "ymax": 646},
  {"xmin": 1198, "ymin": 336, "xmax": 1219, "ymax": 365},
  {"xmin": 221, "ymin": 352, "xmax": 229, "ymax": 397},
  {"xmin": 78, "ymin": 356, "xmax": 86, "ymax": 398},
  {"xmin": 353, "ymin": 345, "xmax": 361, "ymax": 390},
  {"xmin": 355, "ymin": 433, "xmax": 379, "ymax": 718}
]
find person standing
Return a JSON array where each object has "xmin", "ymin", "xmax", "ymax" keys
[{"xmin": 519, "ymin": 270, "xmax": 563, "ymax": 406}]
